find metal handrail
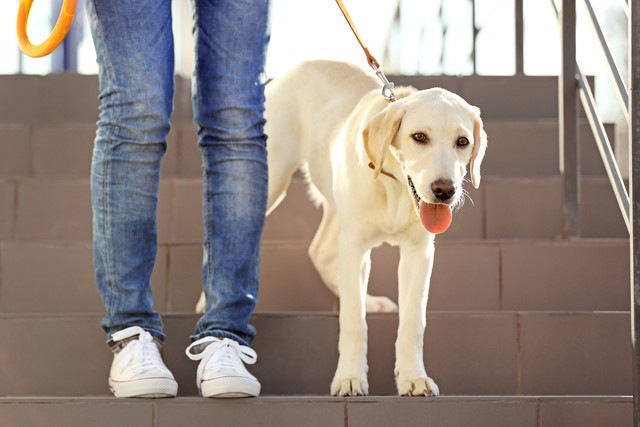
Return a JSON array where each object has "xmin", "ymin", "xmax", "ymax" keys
[
  {"xmin": 558, "ymin": 0, "xmax": 639, "ymax": 424},
  {"xmin": 553, "ymin": 0, "xmax": 631, "ymax": 236},
  {"xmin": 630, "ymin": 0, "xmax": 640, "ymax": 421},
  {"xmin": 582, "ymin": 0, "xmax": 629, "ymax": 122},
  {"xmin": 576, "ymin": 69, "xmax": 630, "ymax": 232},
  {"xmin": 558, "ymin": 0, "xmax": 580, "ymax": 238}
]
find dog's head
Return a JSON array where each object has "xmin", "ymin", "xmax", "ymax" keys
[{"xmin": 363, "ymin": 87, "xmax": 487, "ymax": 214}]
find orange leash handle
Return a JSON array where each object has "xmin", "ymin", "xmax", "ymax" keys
[{"xmin": 16, "ymin": 0, "xmax": 77, "ymax": 58}]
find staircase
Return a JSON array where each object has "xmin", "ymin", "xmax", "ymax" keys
[{"xmin": 0, "ymin": 72, "xmax": 633, "ymax": 426}]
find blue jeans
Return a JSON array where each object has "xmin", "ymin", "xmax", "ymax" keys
[{"xmin": 87, "ymin": 0, "xmax": 270, "ymax": 347}]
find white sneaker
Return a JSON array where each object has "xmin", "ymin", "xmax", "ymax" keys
[
  {"xmin": 185, "ymin": 337, "xmax": 261, "ymax": 398},
  {"xmin": 108, "ymin": 326, "xmax": 178, "ymax": 398}
]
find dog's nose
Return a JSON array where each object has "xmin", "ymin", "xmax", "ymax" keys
[{"xmin": 431, "ymin": 179, "xmax": 456, "ymax": 201}]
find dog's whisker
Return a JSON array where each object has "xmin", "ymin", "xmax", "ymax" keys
[
  {"xmin": 453, "ymin": 188, "xmax": 473, "ymax": 212},
  {"xmin": 462, "ymin": 188, "xmax": 475, "ymax": 207}
]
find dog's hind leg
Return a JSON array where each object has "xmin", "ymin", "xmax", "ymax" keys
[
  {"xmin": 266, "ymin": 145, "xmax": 300, "ymax": 216},
  {"xmin": 309, "ymin": 203, "xmax": 398, "ymax": 313},
  {"xmin": 308, "ymin": 203, "xmax": 340, "ymax": 296}
]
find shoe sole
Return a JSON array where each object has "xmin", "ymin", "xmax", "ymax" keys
[
  {"xmin": 201, "ymin": 376, "xmax": 261, "ymax": 398},
  {"xmin": 109, "ymin": 377, "xmax": 178, "ymax": 398}
]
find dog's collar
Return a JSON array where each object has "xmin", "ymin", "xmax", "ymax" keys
[
  {"xmin": 368, "ymin": 162, "xmax": 399, "ymax": 181},
  {"xmin": 368, "ymin": 162, "xmax": 421, "ymax": 209}
]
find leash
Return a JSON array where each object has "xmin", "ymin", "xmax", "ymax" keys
[
  {"xmin": 335, "ymin": 0, "xmax": 402, "ymax": 182},
  {"xmin": 336, "ymin": 0, "xmax": 423, "ymax": 207},
  {"xmin": 335, "ymin": 0, "xmax": 397, "ymax": 102},
  {"xmin": 16, "ymin": 0, "xmax": 76, "ymax": 58}
]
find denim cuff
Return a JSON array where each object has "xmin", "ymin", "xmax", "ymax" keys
[
  {"xmin": 190, "ymin": 330, "xmax": 250, "ymax": 347},
  {"xmin": 107, "ymin": 328, "xmax": 165, "ymax": 349}
]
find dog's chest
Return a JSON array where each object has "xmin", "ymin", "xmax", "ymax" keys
[{"xmin": 373, "ymin": 185, "xmax": 418, "ymax": 236}]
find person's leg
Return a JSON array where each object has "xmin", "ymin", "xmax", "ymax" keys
[
  {"xmin": 184, "ymin": 0, "xmax": 270, "ymax": 398},
  {"xmin": 190, "ymin": 0, "xmax": 271, "ymax": 346},
  {"xmin": 87, "ymin": 0, "xmax": 175, "ymax": 346},
  {"xmin": 87, "ymin": 0, "xmax": 178, "ymax": 399}
]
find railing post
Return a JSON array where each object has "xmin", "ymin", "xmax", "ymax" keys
[
  {"xmin": 515, "ymin": 0, "xmax": 524, "ymax": 74},
  {"xmin": 629, "ymin": 0, "xmax": 640, "ymax": 424},
  {"xmin": 559, "ymin": 0, "xmax": 580, "ymax": 238},
  {"xmin": 50, "ymin": 0, "xmax": 82, "ymax": 72},
  {"xmin": 471, "ymin": 0, "xmax": 477, "ymax": 74}
]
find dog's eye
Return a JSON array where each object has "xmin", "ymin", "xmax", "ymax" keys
[
  {"xmin": 456, "ymin": 137, "xmax": 470, "ymax": 147},
  {"xmin": 412, "ymin": 132, "xmax": 428, "ymax": 143}
]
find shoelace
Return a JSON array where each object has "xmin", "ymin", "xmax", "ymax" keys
[
  {"xmin": 185, "ymin": 337, "xmax": 257, "ymax": 372},
  {"xmin": 112, "ymin": 327, "xmax": 169, "ymax": 375}
]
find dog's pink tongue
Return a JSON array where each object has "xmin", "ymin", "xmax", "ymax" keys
[{"xmin": 419, "ymin": 201, "xmax": 452, "ymax": 234}]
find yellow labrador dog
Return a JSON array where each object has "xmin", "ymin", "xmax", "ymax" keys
[{"xmin": 197, "ymin": 60, "xmax": 487, "ymax": 397}]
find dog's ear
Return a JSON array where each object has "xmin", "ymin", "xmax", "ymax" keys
[
  {"xmin": 470, "ymin": 108, "xmax": 487, "ymax": 189},
  {"xmin": 363, "ymin": 102, "xmax": 406, "ymax": 179}
]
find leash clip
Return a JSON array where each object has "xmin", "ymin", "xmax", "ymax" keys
[
  {"xmin": 371, "ymin": 63, "xmax": 397, "ymax": 102},
  {"xmin": 335, "ymin": 0, "xmax": 397, "ymax": 102}
]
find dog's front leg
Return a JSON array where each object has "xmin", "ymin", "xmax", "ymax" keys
[
  {"xmin": 395, "ymin": 238, "xmax": 440, "ymax": 397},
  {"xmin": 330, "ymin": 233, "xmax": 370, "ymax": 396}
]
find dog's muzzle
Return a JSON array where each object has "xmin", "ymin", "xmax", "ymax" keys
[{"xmin": 408, "ymin": 176, "xmax": 453, "ymax": 234}]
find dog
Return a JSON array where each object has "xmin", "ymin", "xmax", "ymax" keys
[{"xmin": 196, "ymin": 59, "xmax": 487, "ymax": 396}]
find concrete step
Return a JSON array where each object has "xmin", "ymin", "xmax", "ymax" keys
[
  {"xmin": 264, "ymin": 175, "xmax": 629, "ymax": 240},
  {"xmin": 0, "ymin": 312, "xmax": 631, "ymax": 397},
  {"xmin": 0, "ymin": 74, "xmax": 192, "ymax": 125},
  {"xmin": 0, "ymin": 120, "xmax": 614, "ymax": 181},
  {"xmin": 482, "ymin": 175, "xmax": 628, "ymax": 239},
  {"xmin": 0, "ymin": 74, "xmax": 578, "ymax": 124},
  {"xmin": 0, "ymin": 240, "xmax": 628, "ymax": 314},
  {"xmin": 0, "ymin": 174, "xmax": 627, "ymax": 243},
  {"xmin": 388, "ymin": 74, "xmax": 594, "ymax": 121},
  {"xmin": 0, "ymin": 396, "xmax": 632, "ymax": 427},
  {"xmin": 482, "ymin": 120, "xmax": 614, "ymax": 177},
  {"xmin": 0, "ymin": 123, "xmax": 181, "ymax": 181}
]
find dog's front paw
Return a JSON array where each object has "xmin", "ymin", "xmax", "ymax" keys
[
  {"xmin": 365, "ymin": 294, "xmax": 398, "ymax": 313},
  {"xmin": 397, "ymin": 376, "xmax": 439, "ymax": 397},
  {"xmin": 331, "ymin": 376, "xmax": 369, "ymax": 396}
]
